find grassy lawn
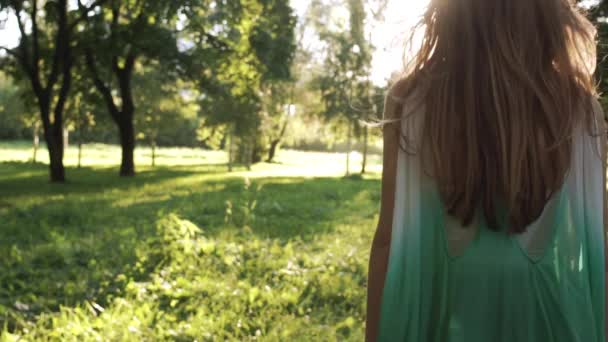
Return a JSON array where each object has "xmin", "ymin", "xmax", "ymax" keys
[{"xmin": 0, "ymin": 142, "xmax": 382, "ymax": 341}]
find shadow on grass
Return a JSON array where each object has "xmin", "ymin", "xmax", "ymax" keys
[
  {"xmin": 0, "ymin": 162, "xmax": 229, "ymax": 199},
  {"xmin": 0, "ymin": 162, "xmax": 380, "ymax": 332}
]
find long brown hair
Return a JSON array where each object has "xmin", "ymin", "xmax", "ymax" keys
[{"xmin": 388, "ymin": 0, "xmax": 599, "ymax": 233}]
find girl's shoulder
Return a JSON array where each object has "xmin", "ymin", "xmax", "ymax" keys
[{"xmin": 385, "ymin": 77, "xmax": 426, "ymax": 122}]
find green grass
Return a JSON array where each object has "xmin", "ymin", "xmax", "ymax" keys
[{"xmin": 0, "ymin": 142, "xmax": 382, "ymax": 341}]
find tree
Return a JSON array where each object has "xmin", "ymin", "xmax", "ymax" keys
[
  {"xmin": 64, "ymin": 81, "xmax": 97, "ymax": 169},
  {"xmin": 0, "ymin": 0, "xmax": 105, "ymax": 182},
  {"xmin": 262, "ymin": 82, "xmax": 293, "ymax": 162},
  {"xmin": 133, "ymin": 65, "xmax": 198, "ymax": 167},
  {"xmin": 197, "ymin": 0, "xmax": 297, "ymax": 167},
  {"xmin": 583, "ymin": 0, "xmax": 608, "ymax": 112},
  {"xmin": 251, "ymin": 0, "xmax": 296, "ymax": 163},
  {"xmin": 359, "ymin": 0, "xmax": 387, "ymax": 174},
  {"xmin": 79, "ymin": 0, "xmax": 194, "ymax": 176},
  {"xmin": 261, "ymin": 2, "xmax": 315, "ymax": 163},
  {"xmin": 0, "ymin": 72, "xmax": 28, "ymax": 136},
  {"xmin": 312, "ymin": 0, "xmax": 374, "ymax": 176},
  {"xmin": 0, "ymin": 73, "xmax": 44, "ymax": 162}
]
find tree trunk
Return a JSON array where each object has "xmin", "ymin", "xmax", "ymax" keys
[
  {"xmin": 151, "ymin": 140, "xmax": 156, "ymax": 167},
  {"xmin": 119, "ymin": 119, "xmax": 136, "ymax": 176},
  {"xmin": 246, "ymin": 148, "xmax": 252, "ymax": 171},
  {"xmin": 346, "ymin": 121, "xmax": 352, "ymax": 176},
  {"xmin": 44, "ymin": 120, "xmax": 65, "ymax": 182},
  {"xmin": 246, "ymin": 136, "xmax": 253, "ymax": 171},
  {"xmin": 78, "ymin": 141, "xmax": 83, "ymax": 169},
  {"xmin": 116, "ymin": 54, "xmax": 136, "ymax": 177},
  {"xmin": 10, "ymin": 0, "xmax": 88, "ymax": 182},
  {"xmin": 47, "ymin": 0, "xmax": 71, "ymax": 183},
  {"xmin": 48, "ymin": 142, "xmax": 65, "ymax": 182},
  {"xmin": 84, "ymin": 49, "xmax": 137, "ymax": 176},
  {"xmin": 32, "ymin": 122, "xmax": 40, "ymax": 163},
  {"xmin": 218, "ymin": 129, "xmax": 227, "ymax": 150},
  {"xmin": 63, "ymin": 127, "xmax": 69, "ymax": 150},
  {"xmin": 77, "ymin": 108, "xmax": 83, "ymax": 169},
  {"xmin": 267, "ymin": 139, "xmax": 280, "ymax": 163},
  {"xmin": 251, "ymin": 140, "xmax": 262, "ymax": 164},
  {"xmin": 361, "ymin": 125, "xmax": 368, "ymax": 174},
  {"xmin": 266, "ymin": 119, "xmax": 289, "ymax": 163},
  {"xmin": 39, "ymin": 99, "xmax": 66, "ymax": 182},
  {"xmin": 228, "ymin": 129, "xmax": 233, "ymax": 172}
]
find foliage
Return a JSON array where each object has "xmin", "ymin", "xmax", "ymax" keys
[
  {"xmin": 77, "ymin": 0, "xmax": 194, "ymax": 176},
  {"xmin": 0, "ymin": 145, "xmax": 382, "ymax": 340},
  {"xmin": 198, "ymin": 0, "xmax": 297, "ymax": 163},
  {"xmin": 133, "ymin": 66, "xmax": 199, "ymax": 152},
  {"xmin": 0, "ymin": 0, "xmax": 106, "ymax": 181},
  {"xmin": 0, "ymin": 73, "xmax": 30, "ymax": 140},
  {"xmin": 308, "ymin": 0, "xmax": 382, "ymax": 175},
  {"xmin": 312, "ymin": 0, "xmax": 374, "ymax": 134},
  {"xmin": 584, "ymin": 0, "xmax": 608, "ymax": 111}
]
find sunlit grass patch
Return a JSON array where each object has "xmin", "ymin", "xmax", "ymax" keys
[{"xmin": 0, "ymin": 143, "xmax": 381, "ymax": 340}]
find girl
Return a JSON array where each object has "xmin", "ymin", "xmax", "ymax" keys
[{"xmin": 366, "ymin": 0, "xmax": 608, "ymax": 341}]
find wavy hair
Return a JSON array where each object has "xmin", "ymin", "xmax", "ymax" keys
[{"xmin": 386, "ymin": 0, "xmax": 600, "ymax": 233}]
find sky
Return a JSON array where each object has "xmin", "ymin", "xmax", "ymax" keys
[
  {"xmin": 364, "ymin": 0, "xmax": 429, "ymax": 85},
  {"xmin": 0, "ymin": 10, "xmax": 19, "ymax": 49},
  {"xmin": 290, "ymin": 0, "xmax": 429, "ymax": 85},
  {"xmin": 0, "ymin": 0, "xmax": 429, "ymax": 86}
]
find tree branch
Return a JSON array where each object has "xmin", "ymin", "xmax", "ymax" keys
[
  {"xmin": 111, "ymin": 1, "xmax": 120, "ymax": 28},
  {"xmin": 13, "ymin": 5, "xmax": 33, "ymax": 75},
  {"xmin": 31, "ymin": 0, "xmax": 40, "ymax": 78},
  {"xmin": 116, "ymin": 52, "xmax": 136, "ymax": 118},
  {"xmin": 85, "ymin": 48, "xmax": 120, "ymax": 121},
  {"xmin": 109, "ymin": 1, "xmax": 120, "ymax": 51},
  {"xmin": 70, "ymin": 0, "xmax": 108, "ymax": 31},
  {"xmin": 46, "ymin": 0, "xmax": 67, "ymax": 91},
  {"xmin": 0, "ymin": 46, "xmax": 18, "ymax": 58},
  {"xmin": 53, "ymin": 44, "xmax": 73, "ymax": 141}
]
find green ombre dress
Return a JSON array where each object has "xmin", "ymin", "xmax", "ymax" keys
[{"xmin": 377, "ymin": 103, "xmax": 606, "ymax": 342}]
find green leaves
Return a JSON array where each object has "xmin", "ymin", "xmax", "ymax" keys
[
  {"xmin": 313, "ymin": 0, "xmax": 375, "ymax": 132},
  {"xmin": 249, "ymin": 0, "xmax": 297, "ymax": 81},
  {"xmin": 581, "ymin": 0, "xmax": 608, "ymax": 108},
  {"xmin": 196, "ymin": 0, "xmax": 296, "ymax": 156}
]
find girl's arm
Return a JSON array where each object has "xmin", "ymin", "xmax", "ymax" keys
[
  {"xmin": 602, "ymin": 113, "xmax": 607, "ymax": 342},
  {"xmin": 594, "ymin": 99, "xmax": 608, "ymax": 341},
  {"xmin": 365, "ymin": 98, "xmax": 401, "ymax": 342}
]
